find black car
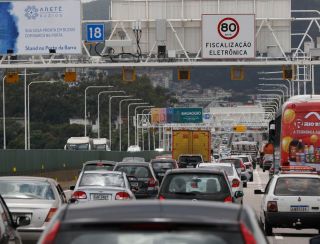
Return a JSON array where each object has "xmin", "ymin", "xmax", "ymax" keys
[
  {"xmin": 178, "ymin": 154, "xmax": 204, "ymax": 168},
  {"xmin": 81, "ymin": 160, "xmax": 117, "ymax": 172},
  {"xmin": 150, "ymin": 158, "xmax": 178, "ymax": 184},
  {"xmin": 38, "ymin": 200, "xmax": 267, "ymax": 244},
  {"xmin": 0, "ymin": 194, "xmax": 25, "ymax": 244},
  {"xmin": 113, "ymin": 162, "xmax": 159, "ymax": 199},
  {"xmin": 158, "ymin": 168, "xmax": 243, "ymax": 202}
]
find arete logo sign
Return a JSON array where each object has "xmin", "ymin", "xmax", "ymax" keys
[{"xmin": 25, "ymin": 5, "xmax": 63, "ymax": 19}]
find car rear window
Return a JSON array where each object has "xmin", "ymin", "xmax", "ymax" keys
[
  {"xmin": 0, "ymin": 180, "xmax": 55, "ymax": 200},
  {"xmin": 274, "ymin": 177, "xmax": 320, "ymax": 196},
  {"xmin": 152, "ymin": 161, "xmax": 175, "ymax": 171},
  {"xmin": 239, "ymin": 157, "xmax": 249, "ymax": 163},
  {"xmin": 79, "ymin": 173, "xmax": 125, "ymax": 188},
  {"xmin": 199, "ymin": 166, "xmax": 233, "ymax": 176},
  {"xmin": 115, "ymin": 166, "xmax": 151, "ymax": 178},
  {"xmin": 54, "ymin": 229, "xmax": 244, "ymax": 244},
  {"xmin": 162, "ymin": 173, "xmax": 229, "ymax": 194},
  {"xmin": 179, "ymin": 156, "xmax": 202, "ymax": 163},
  {"xmin": 83, "ymin": 163, "xmax": 114, "ymax": 171},
  {"xmin": 220, "ymin": 159, "xmax": 241, "ymax": 168}
]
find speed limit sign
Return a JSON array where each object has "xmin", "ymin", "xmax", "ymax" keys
[
  {"xmin": 202, "ymin": 14, "xmax": 255, "ymax": 59},
  {"xmin": 217, "ymin": 17, "xmax": 240, "ymax": 40}
]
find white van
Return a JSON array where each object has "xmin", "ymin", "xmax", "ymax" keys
[
  {"xmin": 64, "ymin": 137, "xmax": 92, "ymax": 150},
  {"xmin": 92, "ymin": 138, "xmax": 111, "ymax": 151}
]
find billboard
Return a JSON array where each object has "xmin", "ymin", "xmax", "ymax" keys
[
  {"xmin": 281, "ymin": 100, "xmax": 320, "ymax": 170},
  {"xmin": 0, "ymin": 1, "xmax": 81, "ymax": 55},
  {"xmin": 202, "ymin": 14, "xmax": 255, "ymax": 59},
  {"xmin": 173, "ymin": 108, "xmax": 203, "ymax": 123}
]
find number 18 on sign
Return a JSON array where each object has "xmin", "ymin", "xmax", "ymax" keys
[{"xmin": 86, "ymin": 24, "xmax": 104, "ymax": 42}]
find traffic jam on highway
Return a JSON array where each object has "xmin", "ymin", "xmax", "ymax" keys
[{"xmin": 0, "ymin": 96, "xmax": 320, "ymax": 244}]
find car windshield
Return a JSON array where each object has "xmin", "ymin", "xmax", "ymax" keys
[
  {"xmin": 274, "ymin": 177, "xmax": 320, "ymax": 196},
  {"xmin": 79, "ymin": 173, "xmax": 125, "ymax": 188},
  {"xmin": 0, "ymin": 180, "xmax": 55, "ymax": 200},
  {"xmin": 83, "ymin": 163, "xmax": 114, "ymax": 171},
  {"xmin": 55, "ymin": 230, "xmax": 243, "ymax": 244},
  {"xmin": 115, "ymin": 166, "xmax": 151, "ymax": 179},
  {"xmin": 162, "ymin": 174, "xmax": 229, "ymax": 194},
  {"xmin": 179, "ymin": 156, "xmax": 202, "ymax": 163},
  {"xmin": 220, "ymin": 159, "xmax": 241, "ymax": 168},
  {"xmin": 93, "ymin": 144, "xmax": 106, "ymax": 150},
  {"xmin": 152, "ymin": 161, "xmax": 175, "ymax": 171},
  {"xmin": 66, "ymin": 143, "xmax": 89, "ymax": 150}
]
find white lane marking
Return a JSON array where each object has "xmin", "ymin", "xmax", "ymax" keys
[{"xmin": 274, "ymin": 235, "xmax": 283, "ymax": 240}]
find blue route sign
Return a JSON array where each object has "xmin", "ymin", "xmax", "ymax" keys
[{"xmin": 86, "ymin": 24, "xmax": 104, "ymax": 42}]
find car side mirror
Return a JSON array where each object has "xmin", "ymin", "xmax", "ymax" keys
[
  {"xmin": 234, "ymin": 191, "xmax": 244, "ymax": 198},
  {"xmin": 310, "ymin": 235, "xmax": 320, "ymax": 244},
  {"xmin": 15, "ymin": 216, "xmax": 31, "ymax": 227},
  {"xmin": 69, "ymin": 185, "xmax": 75, "ymax": 191},
  {"xmin": 254, "ymin": 189, "xmax": 264, "ymax": 194}
]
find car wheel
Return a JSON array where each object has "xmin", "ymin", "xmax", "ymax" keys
[
  {"xmin": 243, "ymin": 182, "xmax": 247, "ymax": 188},
  {"xmin": 264, "ymin": 220, "xmax": 273, "ymax": 236}
]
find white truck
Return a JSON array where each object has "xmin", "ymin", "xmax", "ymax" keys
[
  {"xmin": 92, "ymin": 138, "xmax": 111, "ymax": 151},
  {"xmin": 64, "ymin": 137, "xmax": 92, "ymax": 150}
]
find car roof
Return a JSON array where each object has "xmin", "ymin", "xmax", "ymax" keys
[
  {"xmin": 0, "ymin": 176, "xmax": 56, "ymax": 183},
  {"xmin": 82, "ymin": 170, "xmax": 123, "ymax": 175},
  {"xmin": 83, "ymin": 160, "xmax": 116, "ymax": 165},
  {"xmin": 63, "ymin": 200, "xmax": 242, "ymax": 225},
  {"xmin": 115, "ymin": 162, "xmax": 150, "ymax": 166},
  {"xmin": 150, "ymin": 158, "xmax": 176, "ymax": 162},
  {"xmin": 167, "ymin": 168, "xmax": 225, "ymax": 175}
]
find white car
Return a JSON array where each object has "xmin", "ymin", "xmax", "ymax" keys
[
  {"xmin": 197, "ymin": 163, "xmax": 244, "ymax": 204},
  {"xmin": 255, "ymin": 172, "xmax": 320, "ymax": 235},
  {"xmin": 231, "ymin": 155, "xmax": 254, "ymax": 182},
  {"xmin": 70, "ymin": 171, "xmax": 136, "ymax": 202},
  {"xmin": 127, "ymin": 145, "xmax": 141, "ymax": 152}
]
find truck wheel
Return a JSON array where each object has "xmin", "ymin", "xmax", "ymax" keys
[{"xmin": 264, "ymin": 220, "xmax": 273, "ymax": 236}]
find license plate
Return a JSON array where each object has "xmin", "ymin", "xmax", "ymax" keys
[
  {"xmin": 130, "ymin": 182, "xmax": 139, "ymax": 187},
  {"xmin": 91, "ymin": 193, "xmax": 111, "ymax": 200},
  {"xmin": 11, "ymin": 213, "xmax": 32, "ymax": 222},
  {"xmin": 290, "ymin": 205, "xmax": 309, "ymax": 212}
]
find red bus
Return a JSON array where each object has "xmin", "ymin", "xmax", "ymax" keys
[{"xmin": 280, "ymin": 95, "xmax": 320, "ymax": 170}]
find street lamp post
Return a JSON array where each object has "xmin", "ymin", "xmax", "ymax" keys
[
  {"xmin": 27, "ymin": 80, "xmax": 58, "ymax": 149},
  {"xmin": 258, "ymin": 83, "xmax": 289, "ymax": 98},
  {"xmin": 84, "ymin": 85, "xmax": 113, "ymax": 137},
  {"xmin": 109, "ymin": 95, "xmax": 131, "ymax": 150},
  {"xmin": 119, "ymin": 98, "xmax": 142, "ymax": 151},
  {"xmin": 127, "ymin": 102, "xmax": 148, "ymax": 149},
  {"xmin": 97, "ymin": 90, "xmax": 125, "ymax": 138}
]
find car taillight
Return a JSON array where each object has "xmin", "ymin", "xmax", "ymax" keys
[
  {"xmin": 159, "ymin": 195, "xmax": 165, "ymax": 200},
  {"xmin": 45, "ymin": 208, "xmax": 58, "ymax": 222},
  {"xmin": 40, "ymin": 221, "xmax": 60, "ymax": 244},
  {"xmin": 267, "ymin": 201, "xmax": 278, "ymax": 212},
  {"xmin": 232, "ymin": 179, "xmax": 240, "ymax": 188},
  {"xmin": 224, "ymin": 195, "xmax": 233, "ymax": 203},
  {"xmin": 115, "ymin": 192, "xmax": 130, "ymax": 200},
  {"xmin": 148, "ymin": 178, "xmax": 158, "ymax": 187},
  {"xmin": 72, "ymin": 191, "xmax": 87, "ymax": 199},
  {"xmin": 240, "ymin": 223, "xmax": 256, "ymax": 244}
]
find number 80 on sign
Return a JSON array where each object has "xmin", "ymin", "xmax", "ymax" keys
[{"xmin": 86, "ymin": 24, "xmax": 104, "ymax": 42}]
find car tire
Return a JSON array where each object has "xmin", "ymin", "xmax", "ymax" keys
[
  {"xmin": 264, "ymin": 220, "xmax": 273, "ymax": 236},
  {"xmin": 250, "ymin": 175, "xmax": 254, "ymax": 182},
  {"xmin": 243, "ymin": 182, "xmax": 247, "ymax": 188}
]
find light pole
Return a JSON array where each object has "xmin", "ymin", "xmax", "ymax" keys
[
  {"xmin": 97, "ymin": 90, "xmax": 125, "ymax": 138},
  {"xmin": 258, "ymin": 83, "xmax": 289, "ymax": 98},
  {"xmin": 134, "ymin": 105, "xmax": 154, "ymax": 147},
  {"xmin": 84, "ymin": 85, "xmax": 113, "ymax": 137},
  {"xmin": 2, "ymin": 76, "xmax": 6, "ymax": 149},
  {"xmin": 257, "ymin": 88, "xmax": 285, "ymax": 104},
  {"xmin": 119, "ymin": 98, "xmax": 142, "ymax": 151},
  {"xmin": 27, "ymin": 80, "xmax": 58, "ymax": 149},
  {"xmin": 109, "ymin": 95, "xmax": 131, "ymax": 150},
  {"xmin": 127, "ymin": 102, "xmax": 148, "ymax": 149}
]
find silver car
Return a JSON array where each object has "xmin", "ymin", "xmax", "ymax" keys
[
  {"xmin": 0, "ymin": 176, "xmax": 67, "ymax": 244},
  {"xmin": 70, "ymin": 170, "xmax": 135, "ymax": 202},
  {"xmin": 197, "ymin": 163, "xmax": 244, "ymax": 204}
]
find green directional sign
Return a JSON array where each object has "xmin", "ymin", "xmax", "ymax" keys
[{"xmin": 173, "ymin": 107, "xmax": 203, "ymax": 123}]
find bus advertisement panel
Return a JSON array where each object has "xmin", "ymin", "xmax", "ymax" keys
[{"xmin": 281, "ymin": 96, "xmax": 320, "ymax": 170}]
